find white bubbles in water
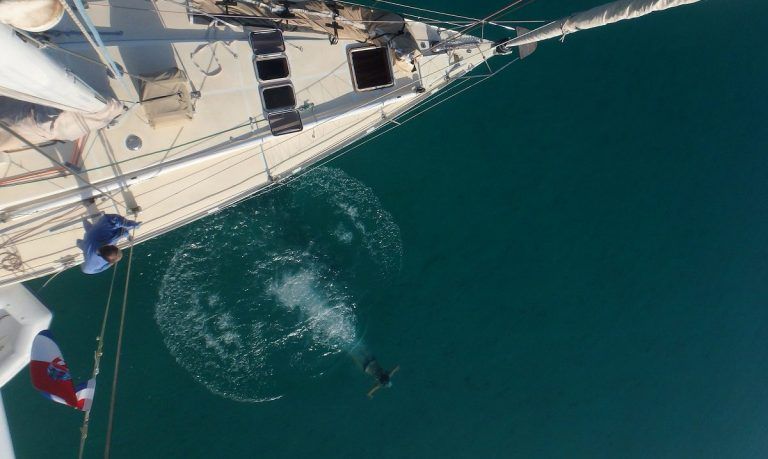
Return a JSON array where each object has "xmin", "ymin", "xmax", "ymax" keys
[
  {"xmin": 157, "ymin": 252, "xmax": 275, "ymax": 402},
  {"xmin": 269, "ymin": 269, "xmax": 357, "ymax": 349},
  {"xmin": 155, "ymin": 167, "xmax": 401, "ymax": 402},
  {"xmin": 291, "ymin": 167, "xmax": 402, "ymax": 273},
  {"xmin": 333, "ymin": 223, "xmax": 354, "ymax": 244}
]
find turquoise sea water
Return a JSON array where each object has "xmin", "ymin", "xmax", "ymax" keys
[{"xmin": 6, "ymin": 1, "xmax": 768, "ymax": 457}]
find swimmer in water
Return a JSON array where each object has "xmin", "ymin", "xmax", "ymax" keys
[{"xmin": 363, "ymin": 358, "xmax": 399, "ymax": 398}]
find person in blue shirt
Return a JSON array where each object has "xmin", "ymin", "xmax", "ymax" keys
[{"xmin": 78, "ymin": 214, "xmax": 140, "ymax": 274}]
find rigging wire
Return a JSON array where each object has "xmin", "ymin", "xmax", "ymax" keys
[
  {"xmin": 77, "ymin": 263, "xmax": 120, "ymax": 459},
  {"xmin": 0, "ymin": 0, "xmax": 527, "ymax": 247},
  {"xmin": 0, "ymin": 42, "xmax": 514, "ymax": 270},
  {"xmin": 90, "ymin": 0, "xmax": 427, "ymax": 29},
  {"xmin": 79, "ymin": 44, "xmax": 522, "ymax": 283},
  {"xmin": 15, "ymin": 28, "xmax": 105, "ymax": 69},
  {"xmin": 493, "ymin": 17, "xmax": 550, "ymax": 51},
  {"xmin": 0, "ymin": 204, "xmax": 83, "ymax": 249},
  {"xmin": 15, "ymin": 29, "xmax": 152, "ymax": 96},
  {"xmin": 0, "ymin": 121, "xmax": 128, "ymax": 212},
  {"xmin": 357, "ymin": 0, "xmax": 546, "ymax": 30},
  {"xmin": 158, "ymin": 53, "xmax": 520, "ymax": 218},
  {"xmin": 80, "ymin": 0, "xmax": 547, "ymax": 26},
  {"xmin": 1, "ymin": 28, "xmax": 496, "ymax": 189},
  {"xmin": 133, "ymin": 71, "xmax": 480, "ymax": 226},
  {"xmin": 56, "ymin": 0, "xmax": 132, "ymax": 97},
  {"xmin": 3, "ymin": 37, "xmax": 521, "ymax": 459},
  {"xmin": 112, "ymin": 49, "xmax": 484, "ymax": 191},
  {"xmin": 426, "ymin": 0, "xmax": 529, "ymax": 53},
  {"xmin": 56, "ymin": 0, "xmax": 114, "ymax": 74},
  {"xmin": 336, "ymin": 0, "xmax": 472, "ymax": 28},
  {"xmin": 370, "ymin": 0, "xmax": 481, "ymax": 21},
  {"xmin": 268, "ymin": 55, "xmax": 519, "ymax": 192},
  {"xmin": 32, "ymin": 1, "xmax": 537, "ymax": 179},
  {"xmin": 314, "ymin": 63, "xmax": 518, "ymax": 170},
  {"xmin": 0, "ymin": 120, "xmax": 253, "ymax": 188},
  {"xmin": 103, "ymin": 224, "xmax": 138, "ymax": 459},
  {"xmin": 4, "ymin": 124, "xmax": 254, "ymax": 190}
]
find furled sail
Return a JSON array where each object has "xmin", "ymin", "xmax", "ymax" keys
[
  {"xmin": 190, "ymin": 0, "xmax": 417, "ymax": 56},
  {"xmin": 0, "ymin": 22, "xmax": 108, "ymax": 113},
  {"xmin": 502, "ymin": 0, "xmax": 700, "ymax": 48}
]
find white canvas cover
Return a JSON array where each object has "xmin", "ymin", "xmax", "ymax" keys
[
  {"xmin": 505, "ymin": 0, "xmax": 700, "ymax": 47},
  {"xmin": 0, "ymin": 0, "xmax": 63, "ymax": 32},
  {"xmin": 139, "ymin": 68, "xmax": 194, "ymax": 128}
]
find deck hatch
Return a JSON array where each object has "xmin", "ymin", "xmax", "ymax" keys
[
  {"xmin": 261, "ymin": 85, "xmax": 296, "ymax": 111},
  {"xmin": 268, "ymin": 110, "xmax": 303, "ymax": 136},
  {"xmin": 348, "ymin": 46, "xmax": 394, "ymax": 91},
  {"xmin": 249, "ymin": 30, "xmax": 285, "ymax": 55},
  {"xmin": 255, "ymin": 57, "xmax": 290, "ymax": 81}
]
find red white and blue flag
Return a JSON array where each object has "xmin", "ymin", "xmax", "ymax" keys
[{"xmin": 29, "ymin": 330, "xmax": 95, "ymax": 411}]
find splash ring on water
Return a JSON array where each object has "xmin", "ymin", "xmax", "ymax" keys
[{"xmin": 155, "ymin": 167, "xmax": 402, "ymax": 402}]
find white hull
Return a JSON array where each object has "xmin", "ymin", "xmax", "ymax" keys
[{"xmin": 0, "ymin": 0, "xmax": 497, "ymax": 286}]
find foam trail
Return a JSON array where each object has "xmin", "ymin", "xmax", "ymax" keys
[{"xmin": 269, "ymin": 268, "xmax": 359, "ymax": 351}]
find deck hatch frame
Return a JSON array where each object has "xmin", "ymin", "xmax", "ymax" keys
[
  {"xmin": 260, "ymin": 84, "xmax": 297, "ymax": 112},
  {"xmin": 348, "ymin": 46, "xmax": 395, "ymax": 92},
  {"xmin": 267, "ymin": 110, "xmax": 303, "ymax": 136},
  {"xmin": 254, "ymin": 56, "xmax": 291, "ymax": 82},
  {"xmin": 249, "ymin": 29, "xmax": 286, "ymax": 56}
]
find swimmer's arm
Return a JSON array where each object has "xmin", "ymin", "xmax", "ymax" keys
[{"xmin": 367, "ymin": 384, "xmax": 382, "ymax": 398}]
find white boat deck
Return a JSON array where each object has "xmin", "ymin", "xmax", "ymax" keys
[{"xmin": 0, "ymin": 0, "xmax": 497, "ymax": 286}]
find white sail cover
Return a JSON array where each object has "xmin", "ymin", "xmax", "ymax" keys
[{"xmin": 504, "ymin": 0, "xmax": 700, "ymax": 47}]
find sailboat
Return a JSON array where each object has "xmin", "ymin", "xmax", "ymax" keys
[{"xmin": 0, "ymin": 0, "xmax": 702, "ymax": 456}]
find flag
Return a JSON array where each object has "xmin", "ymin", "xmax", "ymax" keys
[{"xmin": 29, "ymin": 330, "xmax": 95, "ymax": 411}]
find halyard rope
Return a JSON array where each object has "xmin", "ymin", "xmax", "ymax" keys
[
  {"xmin": 77, "ymin": 263, "xmax": 119, "ymax": 459},
  {"xmin": 57, "ymin": 0, "xmax": 133, "ymax": 97},
  {"xmin": 56, "ymin": 0, "xmax": 109, "ymax": 73},
  {"xmin": 103, "ymin": 224, "xmax": 138, "ymax": 459}
]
